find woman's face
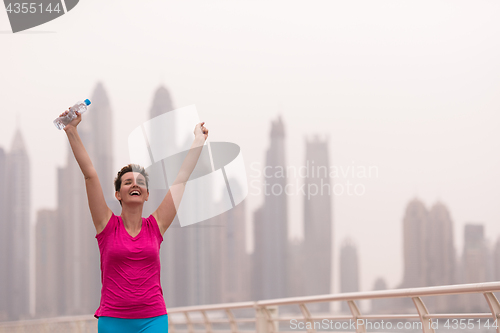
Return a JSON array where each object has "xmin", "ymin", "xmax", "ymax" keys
[{"xmin": 115, "ymin": 172, "xmax": 149, "ymax": 206}]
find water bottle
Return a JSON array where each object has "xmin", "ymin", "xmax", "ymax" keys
[{"xmin": 53, "ymin": 99, "xmax": 91, "ymax": 130}]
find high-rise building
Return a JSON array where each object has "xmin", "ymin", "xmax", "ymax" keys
[
  {"xmin": 253, "ymin": 116, "xmax": 288, "ymax": 300},
  {"xmin": 5, "ymin": 129, "xmax": 31, "ymax": 320},
  {"xmin": 399, "ymin": 199, "xmax": 459, "ymax": 311},
  {"xmin": 303, "ymin": 135, "xmax": 332, "ymax": 313},
  {"xmin": 286, "ymin": 237, "xmax": 305, "ymax": 299},
  {"xmin": 149, "ymin": 85, "xmax": 174, "ymax": 119},
  {"xmin": 340, "ymin": 239, "xmax": 359, "ymax": 313},
  {"xmin": 427, "ymin": 202, "xmax": 455, "ymax": 287},
  {"xmin": 461, "ymin": 224, "xmax": 490, "ymax": 312},
  {"xmin": 58, "ymin": 129, "xmax": 92, "ymax": 315},
  {"xmin": 205, "ymin": 212, "xmax": 225, "ymax": 306},
  {"xmin": 396, "ymin": 198, "xmax": 430, "ymax": 311},
  {"xmin": 494, "ymin": 237, "xmax": 500, "ymax": 281},
  {"xmin": 401, "ymin": 198, "xmax": 428, "ymax": 288},
  {"xmin": 195, "ymin": 186, "xmax": 244, "ymax": 306},
  {"xmin": 218, "ymin": 182, "xmax": 249, "ymax": 303},
  {"xmin": 0, "ymin": 147, "xmax": 8, "ymax": 321},
  {"xmin": 35, "ymin": 209, "xmax": 58, "ymax": 317},
  {"xmin": 426, "ymin": 201, "xmax": 456, "ymax": 312},
  {"xmin": 252, "ymin": 207, "xmax": 264, "ymax": 301}
]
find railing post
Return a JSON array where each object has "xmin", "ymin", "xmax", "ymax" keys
[
  {"xmin": 412, "ymin": 297, "xmax": 435, "ymax": 333},
  {"xmin": 347, "ymin": 300, "xmax": 366, "ymax": 333},
  {"xmin": 299, "ymin": 303, "xmax": 315, "ymax": 333},
  {"xmin": 256, "ymin": 306, "xmax": 268, "ymax": 333},
  {"xmin": 225, "ymin": 308, "xmax": 239, "ymax": 333},
  {"xmin": 201, "ymin": 310, "xmax": 213, "ymax": 333},
  {"xmin": 268, "ymin": 306, "xmax": 279, "ymax": 332},
  {"xmin": 484, "ymin": 292, "xmax": 500, "ymax": 333},
  {"xmin": 184, "ymin": 312, "xmax": 194, "ymax": 333},
  {"xmin": 255, "ymin": 305, "xmax": 278, "ymax": 333}
]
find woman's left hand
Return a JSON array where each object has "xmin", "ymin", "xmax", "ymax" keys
[{"xmin": 194, "ymin": 122, "xmax": 209, "ymax": 141}]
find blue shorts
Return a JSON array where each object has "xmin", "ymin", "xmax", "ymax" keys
[{"xmin": 98, "ymin": 314, "xmax": 168, "ymax": 333}]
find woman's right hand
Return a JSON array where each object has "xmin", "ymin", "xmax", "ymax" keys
[{"xmin": 60, "ymin": 107, "xmax": 82, "ymax": 132}]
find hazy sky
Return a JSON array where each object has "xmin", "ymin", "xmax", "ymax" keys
[{"xmin": 1, "ymin": 0, "xmax": 500, "ymax": 302}]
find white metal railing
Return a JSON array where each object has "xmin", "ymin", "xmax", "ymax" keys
[
  {"xmin": 0, "ymin": 314, "xmax": 96, "ymax": 333},
  {"xmin": 166, "ymin": 282, "xmax": 500, "ymax": 333},
  {"xmin": 1, "ymin": 282, "xmax": 500, "ymax": 333}
]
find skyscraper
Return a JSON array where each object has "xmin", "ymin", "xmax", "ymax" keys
[
  {"xmin": 340, "ymin": 239, "xmax": 359, "ymax": 313},
  {"xmin": 149, "ymin": 85, "xmax": 174, "ymax": 119},
  {"xmin": 461, "ymin": 224, "xmax": 490, "ymax": 312},
  {"xmin": 35, "ymin": 209, "xmax": 58, "ymax": 317},
  {"xmin": 286, "ymin": 237, "xmax": 305, "ymax": 299},
  {"xmin": 396, "ymin": 198, "xmax": 430, "ymax": 311},
  {"xmin": 197, "ymin": 186, "xmax": 243, "ymax": 306},
  {"xmin": 399, "ymin": 199, "xmax": 459, "ymax": 311},
  {"xmin": 252, "ymin": 207, "xmax": 264, "ymax": 301},
  {"xmin": 218, "ymin": 181, "xmax": 249, "ymax": 303},
  {"xmin": 58, "ymin": 127, "xmax": 93, "ymax": 315},
  {"xmin": 494, "ymin": 237, "xmax": 500, "ymax": 281},
  {"xmin": 253, "ymin": 116, "xmax": 288, "ymax": 300},
  {"xmin": 303, "ymin": 135, "xmax": 332, "ymax": 312},
  {"xmin": 427, "ymin": 201, "xmax": 456, "ymax": 312},
  {"xmin": 427, "ymin": 202, "xmax": 455, "ymax": 287},
  {"xmin": 5, "ymin": 129, "xmax": 31, "ymax": 320},
  {"xmin": 401, "ymin": 198, "xmax": 428, "ymax": 288},
  {"xmin": 0, "ymin": 147, "xmax": 8, "ymax": 321}
]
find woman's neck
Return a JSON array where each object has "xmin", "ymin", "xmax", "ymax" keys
[{"xmin": 121, "ymin": 204, "xmax": 143, "ymax": 230}]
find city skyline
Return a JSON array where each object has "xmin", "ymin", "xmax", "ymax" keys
[
  {"xmin": 1, "ymin": 83, "xmax": 500, "ymax": 318},
  {"xmin": 1, "ymin": 0, "xmax": 500, "ymax": 315}
]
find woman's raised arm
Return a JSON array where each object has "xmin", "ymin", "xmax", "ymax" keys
[
  {"xmin": 62, "ymin": 109, "xmax": 112, "ymax": 234},
  {"xmin": 152, "ymin": 122, "xmax": 209, "ymax": 235}
]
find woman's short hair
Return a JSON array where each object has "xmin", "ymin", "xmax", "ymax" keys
[{"xmin": 114, "ymin": 164, "xmax": 149, "ymax": 192}]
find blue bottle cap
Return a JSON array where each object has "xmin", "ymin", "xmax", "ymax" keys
[{"xmin": 84, "ymin": 99, "xmax": 91, "ymax": 106}]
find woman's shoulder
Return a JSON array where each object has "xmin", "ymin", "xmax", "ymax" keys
[
  {"xmin": 145, "ymin": 214, "xmax": 163, "ymax": 241},
  {"xmin": 95, "ymin": 213, "xmax": 118, "ymax": 239}
]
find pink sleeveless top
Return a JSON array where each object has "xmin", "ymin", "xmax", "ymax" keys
[{"xmin": 94, "ymin": 213, "xmax": 167, "ymax": 319}]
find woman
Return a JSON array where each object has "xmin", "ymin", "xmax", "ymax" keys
[{"xmin": 60, "ymin": 107, "xmax": 208, "ymax": 333}]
